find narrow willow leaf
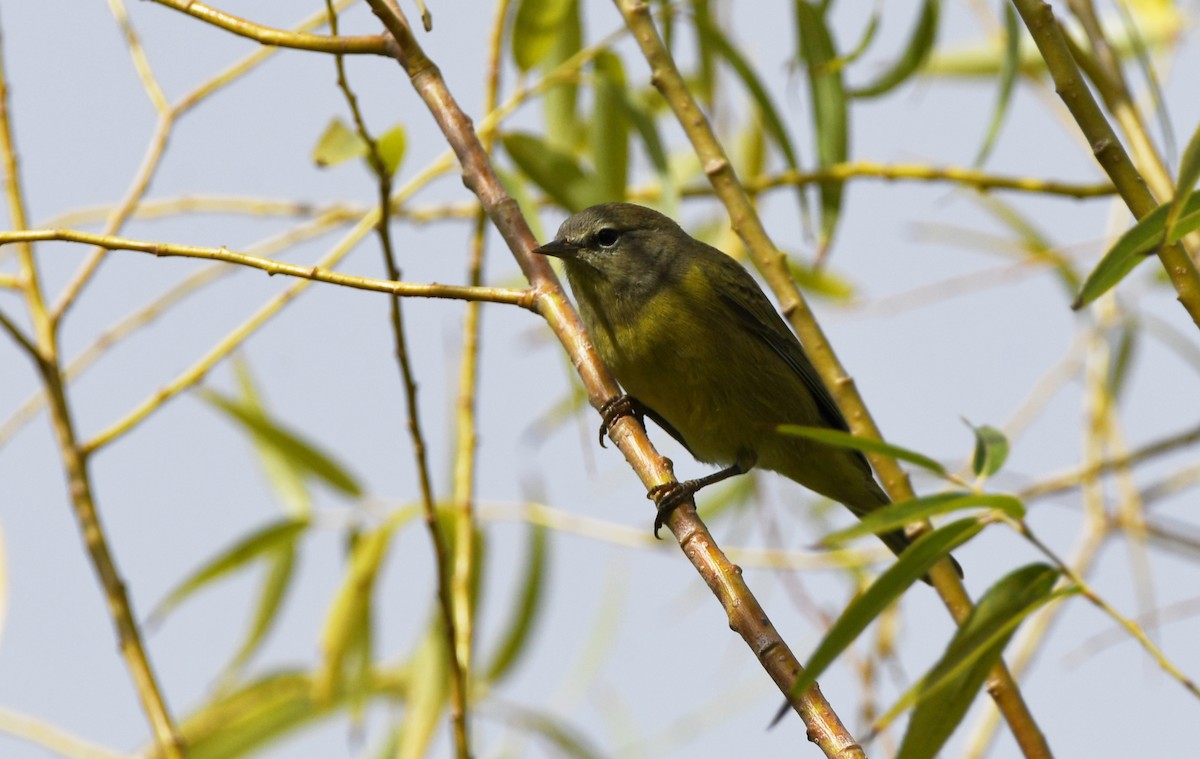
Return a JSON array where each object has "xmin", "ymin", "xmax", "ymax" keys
[
  {"xmin": 511, "ymin": 0, "xmax": 574, "ymax": 72},
  {"xmin": 485, "ymin": 524, "xmax": 548, "ymax": 682},
  {"xmin": 787, "ymin": 255, "xmax": 855, "ymax": 300},
  {"xmin": 1107, "ymin": 322, "xmax": 1139, "ymax": 401},
  {"xmin": 778, "ymin": 519, "xmax": 985, "ymax": 712},
  {"xmin": 231, "ymin": 357, "xmax": 309, "ymax": 517},
  {"xmin": 314, "ymin": 514, "xmax": 410, "ymax": 703},
  {"xmin": 148, "ymin": 518, "xmax": 310, "ymax": 625},
  {"xmin": 975, "ymin": 2, "xmax": 1019, "ymax": 166},
  {"xmin": 312, "ymin": 117, "xmax": 367, "ymax": 167},
  {"xmin": 694, "ymin": 15, "xmax": 809, "ymax": 223},
  {"xmin": 398, "ymin": 625, "xmax": 450, "ymax": 759},
  {"xmin": 840, "ymin": 3, "xmax": 882, "ymax": 67},
  {"xmin": 895, "ymin": 565, "xmax": 1064, "ymax": 759},
  {"xmin": 497, "ymin": 168, "xmax": 545, "ymax": 242},
  {"xmin": 618, "ymin": 91, "xmax": 677, "ymax": 214},
  {"xmin": 376, "ymin": 124, "xmax": 407, "ymax": 177},
  {"xmin": 173, "ymin": 669, "xmax": 408, "ymax": 759},
  {"xmin": 503, "ymin": 704, "xmax": 606, "ymax": 759},
  {"xmin": 1073, "ymin": 193, "xmax": 1200, "ymax": 309},
  {"xmin": 1165, "ymin": 120, "xmax": 1200, "ymax": 241},
  {"xmin": 819, "ymin": 492, "xmax": 1021, "ymax": 547},
  {"xmin": 590, "ymin": 52, "xmax": 629, "ymax": 203},
  {"xmin": 502, "ymin": 131, "xmax": 602, "ymax": 211},
  {"xmin": 222, "ymin": 542, "xmax": 298, "ymax": 679},
  {"xmin": 776, "ymin": 424, "xmax": 946, "ymax": 475},
  {"xmin": 850, "ymin": 0, "xmax": 939, "ymax": 98},
  {"xmin": 966, "ymin": 420, "xmax": 1009, "ymax": 478},
  {"xmin": 795, "ymin": 0, "xmax": 848, "ymax": 252},
  {"xmin": 201, "ymin": 389, "xmax": 363, "ymax": 498},
  {"xmin": 542, "ymin": 0, "xmax": 582, "ymax": 150}
]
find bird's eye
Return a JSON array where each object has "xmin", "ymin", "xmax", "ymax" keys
[{"xmin": 595, "ymin": 228, "xmax": 620, "ymax": 248}]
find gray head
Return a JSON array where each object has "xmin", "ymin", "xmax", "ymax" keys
[{"xmin": 533, "ymin": 203, "xmax": 695, "ymax": 296}]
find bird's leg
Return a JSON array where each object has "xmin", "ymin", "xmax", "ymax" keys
[
  {"xmin": 648, "ymin": 461, "xmax": 749, "ymax": 538},
  {"xmin": 597, "ymin": 393, "xmax": 647, "ymax": 448}
]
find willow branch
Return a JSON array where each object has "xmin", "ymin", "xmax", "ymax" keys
[
  {"xmin": 1010, "ymin": 0, "xmax": 1200, "ymax": 328},
  {"xmin": 361, "ymin": 1, "xmax": 863, "ymax": 755},
  {"xmin": 613, "ymin": 2, "xmax": 1051, "ymax": 757}
]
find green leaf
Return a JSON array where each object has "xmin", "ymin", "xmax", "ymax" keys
[
  {"xmin": 222, "ymin": 542, "xmax": 298, "ymax": 680},
  {"xmin": 975, "ymin": 2, "xmax": 1019, "ymax": 166},
  {"xmin": 590, "ymin": 53, "xmax": 629, "ymax": 203},
  {"xmin": 894, "ymin": 564, "xmax": 1065, "ymax": 759},
  {"xmin": 398, "ymin": 625, "xmax": 450, "ymax": 759},
  {"xmin": 312, "ymin": 117, "xmax": 367, "ymax": 168},
  {"xmin": 850, "ymin": 0, "xmax": 940, "ymax": 98},
  {"xmin": 819, "ymin": 492, "xmax": 1022, "ymax": 547},
  {"xmin": 541, "ymin": 0, "xmax": 582, "ymax": 150},
  {"xmin": 148, "ymin": 517, "xmax": 310, "ymax": 626},
  {"xmin": 376, "ymin": 124, "xmax": 407, "ymax": 177},
  {"xmin": 779, "ymin": 519, "xmax": 985, "ymax": 710},
  {"xmin": 501, "ymin": 703, "xmax": 607, "ymax": 759},
  {"xmin": 231, "ymin": 357, "xmax": 310, "ymax": 517},
  {"xmin": 618, "ymin": 90, "xmax": 677, "ymax": 214},
  {"xmin": 1073, "ymin": 193, "xmax": 1200, "ymax": 309},
  {"xmin": 1165, "ymin": 120, "xmax": 1200, "ymax": 242},
  {"xmin": 502, "ymin": 131, "xmax": 603, "ymax": 211},
  {"xmin": 966, "ymin": 420, "xmax": 1009, "ymax": 478},
  {"xmin": 1107, "ymin": 321, "xmax": 1139, "ymax": 400},
  {"xmin": 776, "ymin": 424, "xmax": 946, "ymax": 475},
  {"xmin": 511, "ymin": 0, "xmax": 575, "ymax": 72},
  {"xmin": 485, "ymin": 524, "xmax": 548, "ymax": 682},
  {"xmin": 314, "ymin": 512, "xmax": 412, "ymax": 703},
  {"xmin": 695, "ymin": 15, "xmax": 809, "ymax": 226},
  {"xmin": 201, "ymin": 388, "xmax": 363, "ymax": 498},
  {"xmin": 787, "ymin": 255, "xmax": 855, "ymax": 300},
  {"xmin": 795, "ymin": 1, "xmax": 848, "ymax": 253}
]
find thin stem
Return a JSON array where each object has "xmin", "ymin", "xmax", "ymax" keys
[
  {"xmin": 363, "ymin": 0, "xmax": 864, "ymax": 756},
  {"xmin": 611, "ymin": 3, "xmax": 1048, "ymax": 756}
]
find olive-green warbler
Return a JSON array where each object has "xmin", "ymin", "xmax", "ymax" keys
[{"xmin": 535, "ymin": 202, "xmax": 959, "ymax": 576}]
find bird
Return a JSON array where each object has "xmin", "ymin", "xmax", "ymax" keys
[{"xmin": 534, "ymin": 201, "xmax": 960, "ymax": 578}]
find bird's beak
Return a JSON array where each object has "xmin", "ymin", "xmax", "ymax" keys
[{"xmin": 532, "ymin": 239, "xmax": 580, "ymax": 259}]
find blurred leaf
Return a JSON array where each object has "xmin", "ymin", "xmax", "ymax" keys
[
  {"xmin": 231, "ymin": 357, "xmax": 309, "ymax": 517},
  {"xmin": 695, "ymin": 15, "xmax": 810, "ymax": 226},
  {"xmin": 590, "ymin": 52, "xmax": 629, "ymax": 203},
  {"xmin": 776, "ymin": 424, "xmax": 946, "ymax": 475},
  {"xmin": 618, "ymin": 90, "xmax": 677, "ymax": 214},
  {"xmin": 971, "ymin": 194, "xmax": 1080, "ymax": 294},
  {"xmin": 819, "ymin": 492, "xmax": 1021, "ymax": 547},
  {"xmin": 690, "ymin": 0, "xmax": 717, "ymax": 104},
  {"xmin": 497, "ymin": 168, "xmax": 546, "ymax": 243},
  {"xmin": 542, "ymin": 0, "xmax": 582, "ymax": 150},
  {"xmin": 149, "ymin": 517, "xmax": 310, "ymax": 626},
  {"xmin": 201, "ymin": 388, "xmax": 362, "ymax": 498},
  {"xmin": 1111, "ymin": 0, "xmax": 1174, "ymax": 163},
  {"xmin": 512, "ymin": 0, "xmax": 575, "ymax": 72},
  {"xmin": 503, "ymin": 703, "xmax": 606, "ymax": 759},
  {"xmin": 222, "ymin": 542, "xmax": 298, "ymax": 680},
  {"xmin": 1165, "ymin": 120, "xmax": 1200, "ymax": 242},
  {"xmin": 314, "ymin": 513, "xmax": 411, "ymax": 703},
  {"xmin": 850, "ymin": 0, "xmax": 939, "ymax": 98},
  {"xmin": 502, "ymin": 131, "xmax": 603, "ymax": 211},
  {"xmin": 965, "ymin": 420, "xmax": 1009, "ymax": 478},
  {"xmin": 894, "ymin": 564, "xmax": 1065, "ymax": 759},
  {"xmin": 840, "ymin": 4, "xmax": 882, "ymax": 67},
  {"xmin": 1073, "ymin": 193, "xmax": 1200, "ymax": 309},
  {"xmin": 794, "ymin": 0, "xmax": 848, "ymax": 253},
  {"xmin": 377, "ymin": 124, "xmax": 407, "ymax": 177},
  {"xmin": 777, "ymin": 519, "xmax": 986, "ymax": 716},
  {"xmin": 787, "ymin": 255, "xmax": 855, "ymax": 300},
  {"xmin": 975, "ymin": 2, "xmax": 1019, "ymax": 166},
  {"xmin": 172, "ymin": 669, "xmax": 408, "ymax": 759},
  {"xmin": 485, "ymin": 524, "xmax": 549, "ymax": 682},
  {"xmin": 312, "ymin": 117, "xmax": 367, "ymax": 168},
  {"xmin": 1107, "ymin": 321, "xmax": 1139, "ymax": 400},
  {"xmin": 398, "ymin": 625, "xmax": 450, "ymax": 759}
]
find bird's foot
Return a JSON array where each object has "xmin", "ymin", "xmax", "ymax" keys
[
  {"xmin": 598, "ymin": 394, "xmax": 643, "ymax": 448},
  {"xmin": 647, "ymin": 478, "xmax": 695, "ymax": 538}
]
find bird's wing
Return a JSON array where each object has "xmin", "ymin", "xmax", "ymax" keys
[{"xmin": 715, "ymin": 269, "xmax": 851, "ymax": 434}]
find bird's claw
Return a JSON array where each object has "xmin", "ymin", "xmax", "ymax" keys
[
  {"xmin": 648, "ymin": 480, "xmax": 693, "ymax": 538},
  {"xmin": 598, "ymin": 394, "xmax": 640, "ymax": 448}
]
